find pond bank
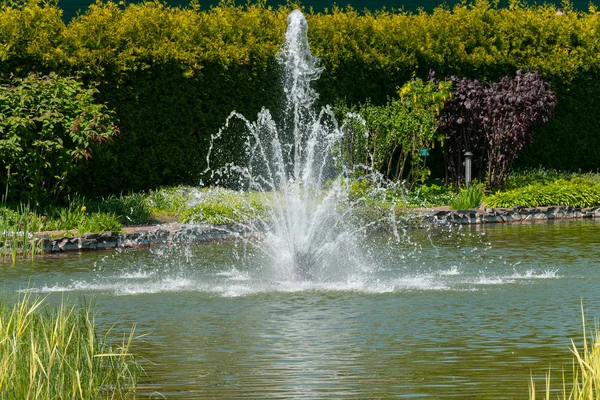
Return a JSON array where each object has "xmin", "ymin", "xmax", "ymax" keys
[
  {"xmin": 423, "ymin": 205, "xmax": 600, "ymax": 225},
  {"xmin": 37, "ymin": 205, "xmax": 600, "ymax": 253}
]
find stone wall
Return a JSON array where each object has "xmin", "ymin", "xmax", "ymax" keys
[{"xmin": 425, "ymin": 206, "xmax": 600, "ymax": 225}]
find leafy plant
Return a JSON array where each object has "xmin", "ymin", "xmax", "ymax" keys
[
  {"xmin": 450, "ymin": 184, "xmax": 484, "ymax": 210},
  {"xmin": 484, "ymin": 180, "xmax": 600, "ymax": 208},
  {"xmin": 100, "ymin": 193, "xmax": 152, "ymax": 225},
  {"xmin": 77, "ymin": 212, "xmax": 121, "ymax": 234},
  {"xmin": 407, "ymin": 183, "xmax": 457, "ymax": 207},
  {"xmin": 504, "ymin": 168, "xmax": 600, "ymax": 190},
  {"xmin": 439, "ymin": 71, "xmax": 556, "ymax": 188},
  {"xmin": 148, "ymin": 187, "xmax": 190, "ymax": 215},
  {"xmin": 340, "ymin": 78, "xmax": 452, "ymax": 187},
  {"xmin": 181, "ymin": 188, "xmax": 265, "ymax": 225},
  {"xmin": 0, "ymin": 72, "xmax": 119, "ymax": 204}
]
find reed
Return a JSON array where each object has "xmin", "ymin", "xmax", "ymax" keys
[
  {"xmin": 0, "ymin": 208, "xmax": 44, "ymax": 265},
  {"xmin": 530, "ymin": 305, "xmax": 600, "ymax": 400},
  {"xmin": 0, "ymin": 292, "xmax": 140, "ymax": 399}
]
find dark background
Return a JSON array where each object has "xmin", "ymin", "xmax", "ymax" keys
[{"xmin": 59, "ymin": 0, "xmax": 597, "ymax": 20}]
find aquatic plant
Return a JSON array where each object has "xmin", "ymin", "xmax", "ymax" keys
[
  {"xmin": 0, "ymin": 205, "xmax": 44, "ymax": 264},
  {"xmin": 530, "ymin": 306, "xmax": 600, "ymax": 400},
  {"xmin": 0, "ymin": 293, "xmax": 140, "ymax": 399}
]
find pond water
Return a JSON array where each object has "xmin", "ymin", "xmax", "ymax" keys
[{"xmin": 2, "ymin": 219, "xmax": 599, "ymax": 398}]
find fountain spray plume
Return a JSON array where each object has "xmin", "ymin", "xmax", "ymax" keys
[{"xmin": 204, "ymin": 10, "xmax": 386, "ymax": 282}]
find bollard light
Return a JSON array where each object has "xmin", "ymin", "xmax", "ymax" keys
[{"xmin": 464, "ymin": 152, "xmax": 473, "ymax": 187}]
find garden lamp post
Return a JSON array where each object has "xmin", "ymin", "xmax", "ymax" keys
[{"xmin": 464, "ymin": 152, "xmax": 473, "ymax": 187}]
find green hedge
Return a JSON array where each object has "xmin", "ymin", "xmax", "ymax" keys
[{"xmin": 2, "ymin": 0, "xmax": 600, "ymax": 195}]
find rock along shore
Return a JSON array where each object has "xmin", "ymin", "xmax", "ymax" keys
[{"xmin": 36, "ymin": 205, "xmax": 600, "ymax": 253}]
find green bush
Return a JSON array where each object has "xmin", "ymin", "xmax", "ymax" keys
[
  {"xmin": 484, "ymin": 180, "xmax": 600, "ymax": 208},
  {"xmin": 339, "ymin": 78, "xmax": 451, "ymax": 186},
  {"xmin": 0, "ymin": 72, "xmax": 118, "ymax": 203}
]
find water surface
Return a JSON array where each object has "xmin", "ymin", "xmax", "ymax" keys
[{"xmin": 2, "ymin": 219, "xmax": 599, "ymax": 398}]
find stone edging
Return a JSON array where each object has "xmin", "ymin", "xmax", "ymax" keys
[
  {"xmin": 423, "ymin": 205, "xmax": 600, "ymax": 225},
  {"xmin": 36, "ymin": 205, "xmax": 600, "ymax": 253},
  {"xmin": 36, "ymin": 223, "xmax": 243, "ymax": 253}
]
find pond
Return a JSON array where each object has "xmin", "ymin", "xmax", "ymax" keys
[{"xmin": 2, "ymin": 219, "xmax": 599, "ymax": 398}]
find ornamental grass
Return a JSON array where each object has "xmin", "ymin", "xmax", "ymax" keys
[
  {"xmin": 530, "ymin": 305, "xmax": 600, "ymax": 400},
  {"xmin": 0, "ymin": 293, "xmax": 140, "ymax": 399}
]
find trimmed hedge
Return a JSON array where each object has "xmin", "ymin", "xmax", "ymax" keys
[{"xmin": 2, "ymin": 0, "xmax": 600, "ymax": 196}]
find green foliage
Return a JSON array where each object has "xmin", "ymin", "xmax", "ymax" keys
[
  {"xmin": 450, "ymin": 184, "xmax": 484, "ymax": 210},
  {"xmin": 148, "ymin": 186, "xmax": 192, "ymax": 215},
  {"xmin": 180, "ymin": 188, "xmax": 264, "ymax": 225},
  {"xmin": 0, "ymin": 72, "xmax": 118, "ymax": 203},
  {"xmin": 99, "ymin": 193, "xmax": 152, "ymax": 225},
  {"xmin": 503, "ymin": 168, "xmax": 600, "ymax": 190},
  {"xmin": 484, "ymin": 180, "xmax": 600, "ymax": 208},
  {"xmin": 340, "ymin": 78, "xmax": 451, "ymax": 186},
  {"xmin": 76, "ymin": 211, "xmax": 121, "ymax": 234},
  {"xmin": 0, "ymin": 293, "xmax": 140, "ymax": 399},
  {"xmin": 1, "ymin": 1, "xmax": 600, "ymax": 197},
  {"xmin": 407, "ymin": 182, "xmax": 456, "ymax": 207}
]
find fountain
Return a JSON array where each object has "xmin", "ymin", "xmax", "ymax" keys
[{"xmin": 204, "ymin": 10, "xmax": 369, "ymax": 282}]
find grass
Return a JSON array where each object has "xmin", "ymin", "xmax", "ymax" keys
[
  {"xmin": 450, "ymin": 184, "xmax": 484, "ymax": 210},
  {"xmin": 0, "ymin": 292, "xmax": 141, "ymax": 399},
  {"xmin": 530, "ymin": 305, "xmax": 600, "ymax": 400}
]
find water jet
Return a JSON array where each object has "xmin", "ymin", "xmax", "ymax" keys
[{"xmin": 204, "ymin": 10, "xmax": 367, "ymax": 282}]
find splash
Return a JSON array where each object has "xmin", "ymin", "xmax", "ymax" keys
[{"xmin": 205, "ymin": 10, "xmax": 369, "ymax": 282}]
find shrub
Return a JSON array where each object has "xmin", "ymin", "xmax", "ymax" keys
[
  {"xmin": 339, "ymin": 78, "xmax": 451, "ymax": 187},
  {"xmin": 484, "ymin": 180, "xmax": 600, "ymax": 208},
  {"xmin": 439, "ymin": 71, "xmax": 556, "ymax": 188},
  {"xmin": 0, "ymin": 72, "xmax": 118, "ymax": 204},
  {"xmin": 1, "ymin": 1, "xmax": 600, "ymax": 197}
]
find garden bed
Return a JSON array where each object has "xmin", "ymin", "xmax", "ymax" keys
[{"xmin": 36, "ymin": 205, "xmax": 600, "ymax": 253}]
